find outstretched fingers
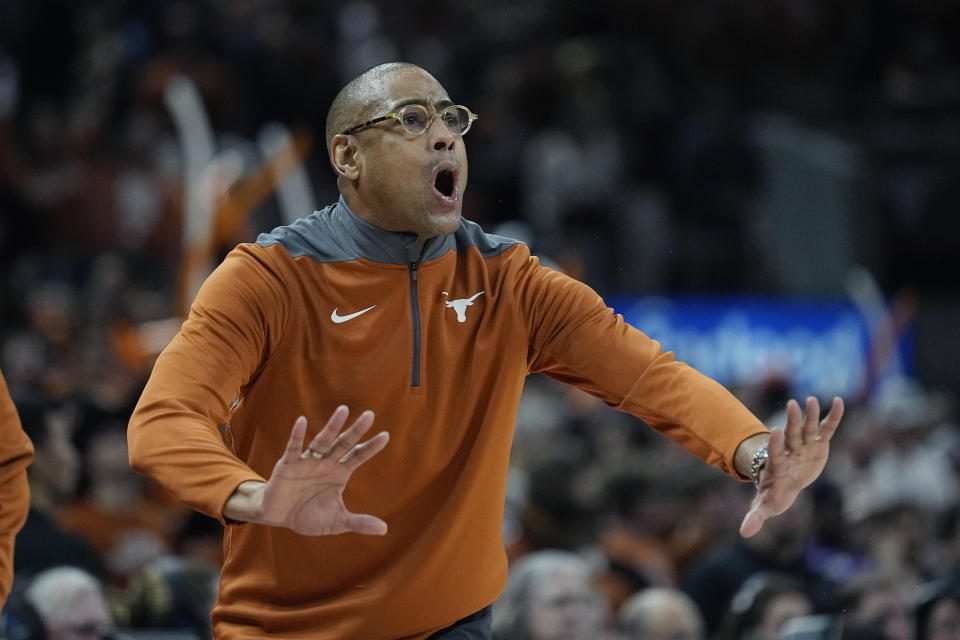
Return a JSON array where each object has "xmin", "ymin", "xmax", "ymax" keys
[
  {"xmin": 298, "ymin": 408, "xmax": 386, "ymax": 468},
  {"xmin": 782, "ymin": 399, "xmax": 804, "ymax": 453},
  {"xmin": 285, "ymin": 416, "xmax": 309, "ymax": 461},
  {"xmin": 339, "ymin": 431, "xmax": 390, "ymax": 467},
  {"xmin": 766, "ymin": 422, "xmax": 787, "ymax": 466},
  {"xmin": 817, "ymin": 397, "xmax": 844, "ymax": 441},
  {"xmin": 799, "ymin": 396, "xmax": 821, "ymax": 445},
  {"xmin": 323, "ymin": 410, "xmax": 376, "ymax": 461},
  {"xmin": 303, "ymin": 405, "xmax": 351, "ymax": 459}
]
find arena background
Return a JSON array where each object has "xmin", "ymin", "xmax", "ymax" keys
[{"xmin": 1, "ymin": 1, "xmax": 959, "ymax": 638}]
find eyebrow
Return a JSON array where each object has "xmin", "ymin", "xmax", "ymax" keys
[{"xmin": 388, "ymin": 97, "xmax": 455, "ymax": 112}]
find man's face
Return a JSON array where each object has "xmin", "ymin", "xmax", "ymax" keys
[
  {"xmin": 526, "ymin": 567, "xmax": 603, "ymax": 640},
  {"xmin": 45, "ymin": 590, "xmax": 113, "ymax": 640},
  {"xmin": 351, "ymin": 67, "xmax": 469, "ymax": 240}
]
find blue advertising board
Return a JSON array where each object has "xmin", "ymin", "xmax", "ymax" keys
[{"xmin": 606, "ymin": 295, "xmax": 913, "ymax": 400}]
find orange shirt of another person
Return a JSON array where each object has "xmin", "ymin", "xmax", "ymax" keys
[{"xmin": 0, "ymin": 369, "xmax": 35, "ymax": 605}]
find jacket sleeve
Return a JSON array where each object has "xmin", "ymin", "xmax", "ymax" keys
[
  {"xmin": 128, "ymin": 246, "xmax": 288, "ymax": 522},
  {"xmin": 512, "ymin": 250, "xmax": 768, "ymax": 478},
  {"xmin": 0, "ymin": 369, "xmax": 34, "ymax": 605}
]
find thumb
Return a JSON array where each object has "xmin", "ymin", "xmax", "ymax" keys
[
  {"xmin": 341, "ymin": 512, "xmax": 388, "ymax": 536},
  {"xmin": 739, "ymin": 498, "xmax": 767, "ymax": 538}
]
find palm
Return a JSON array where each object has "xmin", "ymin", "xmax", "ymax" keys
[
  {"xmin": 740, "ymin": 396, "xmax": 844, "ymax": 537},
  {"xmin": 258, "ymin": 408, "xmax": 390, "ymax": 536}
]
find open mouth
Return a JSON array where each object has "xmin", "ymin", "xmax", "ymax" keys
[{"xmin": 434, "ymin": 169, "xmax": 455, "ymax": 198}]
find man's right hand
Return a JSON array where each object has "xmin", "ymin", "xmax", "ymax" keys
[{"xmin": 223, "ymin": 406, "xmax": 390, "ymax": 535}]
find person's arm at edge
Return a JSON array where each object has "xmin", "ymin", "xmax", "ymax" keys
[{"xmin": 0, "ymin": 369, "xmax": 34, "ymax": 606}]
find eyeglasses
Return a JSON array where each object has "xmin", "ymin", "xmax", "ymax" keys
[{"xmin": 342, "ymin": 104, "xmax": 478, "ymax": 137}]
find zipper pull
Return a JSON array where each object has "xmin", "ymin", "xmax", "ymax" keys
[{"xmin": 410, "ymin": 262, "xmax": 419, "ymax": 281}]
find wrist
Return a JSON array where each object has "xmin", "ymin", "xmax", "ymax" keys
[
  {"xmin": 750, "ymin": 444, "xmax": 769, "ymax": 488},
  {"xmin": 735, "ymin": 433, "xmax": 770, "ymax": 482},
  {"xmin": 223, "ymin": 480, "xmax": 267, "ymax": 524}
]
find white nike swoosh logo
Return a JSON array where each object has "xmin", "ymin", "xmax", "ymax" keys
[{"xmin": 331, "ymin": 305, "xmax": 376, "ymax": 324}]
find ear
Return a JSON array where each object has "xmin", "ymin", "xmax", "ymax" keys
[{"xmin": 330, "ymin": 134, "xmax": 361, "ymax": 180}]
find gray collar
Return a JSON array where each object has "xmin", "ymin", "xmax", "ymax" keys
[{"xmin": 332, "ymin": 196, "xmax": 456, "ymax": 265}]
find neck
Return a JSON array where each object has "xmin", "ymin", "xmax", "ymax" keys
[
  {"xmin": 340, "ymin": 193, "xmax": 434, "ymax": 254},
  {"xmin": 340, "ymin": 190, "xmax": 432, "ymax": 247}
]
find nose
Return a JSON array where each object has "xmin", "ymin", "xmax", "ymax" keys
[{"xmin": 427, "ymin": 114, "xmax": 456, "ymax": 151}]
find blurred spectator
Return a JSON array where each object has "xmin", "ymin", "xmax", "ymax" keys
[
  {"xmin": 836, "ymin": 572, "xmax": 916, "ymax": 640},
  {"xmin": 618, "ymin": 587, "xmax": 705, "ymax": 640},
  {"xmin": 839, "ymin": 502, "xmax": 929, "ymax": 590},
  {"xmin": 57, "ymin": 419, "xmax": 176, "ymax": 586},
  {"xmin": 3, "ymin": 281, "xmax": 80, "ymax": 402},
  {"xmin": 840, "ymin": 379, "xmax": 958, "ymax": 522},
  {"xmin": 12, "ymin": 396, "xmax": 103, "ymax": 581},
  {"xmin": 681, "ymin": 491, "xmax": 827, "ymax": 635},
  {"xmin": 492, "ymin": 550, "xmax": 608, "ymax": 640},
  {"xmin": 716, "ymin": 572, "xmax": 814, "ymax": 640},
  {"xmin": 669, "ymin": 469, "xmax": 754, "ymax": 577},
  {"xmin": 915, "ymin": 577, "xmax": 960, "ymax": 640},
  {"xmin": 3, "ymin": 566, "xmax": 114, "ymax": 640},
  {"xmin": 803, "ymin": 481, "xmax": 873, "ymax": 588},
  {"xmin": 597, "ymin": 468, "xmax": 680, "ymax": 591},
  {"xmin": 927, "ymin": 507, "xmax": 960, "ymax": 586},
  {"xmin": 113, "ymin": 556, "xmax": 217, "ymax": 640},
  {"xmin": 506, "ymin": 458, "xmax": 599, "ymax": 560},
  {"xmin": 171, "ymin": 511, "xmax": 224, "ymax": 572}
]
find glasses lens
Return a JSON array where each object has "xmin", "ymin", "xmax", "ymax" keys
[
  {"xmin": 398, "ymin": 105, "xmax": 429, "ymax": 134},
  {"xmin": 442, "ymin": 106, "xmax": 472, "ymax": 134}
]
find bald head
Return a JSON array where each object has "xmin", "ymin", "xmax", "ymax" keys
[
  {"xmin": 325, "ymin": 62, "xmax": 424, "ymax": 153},
  {"xmin": 620, "ymin": 588, "xmax": 705, "ymax": 640},
  {"xmin": 325, "ymin": 61, "xmax": 467, "ymax": 240}
]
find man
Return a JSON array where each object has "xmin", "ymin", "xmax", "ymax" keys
[
  {"xmin": 619, "ymin": 587, "xmax": 705, "ymax": 640},
  {"xmin": 490, "ymin": 550, "xmax": 605, "ymax": 639},
  {"xmin": 0, "ymin": 369, "xmax": 34, "ymax": 607},
  {"xmin": 6, "ymin": 566, "xmax": 114, "ymax": 640},
  {"xmin": 13, "ymin": 397, "xmax": 104, "ymax": 582},
  {"xmin": 128, "ymin": 62, "xmax": 844, "ymax": 639}
]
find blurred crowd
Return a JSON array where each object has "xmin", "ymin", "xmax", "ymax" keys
[{"xmin": 1, "ymin": 0, "xmax": 959, "ymax": 638}]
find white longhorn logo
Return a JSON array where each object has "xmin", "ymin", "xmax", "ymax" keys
[{"xmin": 442, "ymin": 291, "xmax": 485, "ymax": 323}]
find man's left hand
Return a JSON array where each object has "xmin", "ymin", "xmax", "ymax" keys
[{"xmin": 739, "ymin": 396, "xmax": 844, "ymax": 538}]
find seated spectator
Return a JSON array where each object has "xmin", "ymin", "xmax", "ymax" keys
[
  {"xmin": 492, "ymin": 550, "xmax": 608, "ymax": 640},
  {"xmin": 12, "ymin": 397, "xmax": 104, "ymax": 581},
  {"xmin": 113, "ymin": 556, "xmax": 218, "ymax": 640},
  {"xmin": 916, "ymin": 577, "xmax": 960, "ymax": 640},
  {"xmin": 716, "ymin": 572, "xmax": 813, "ymax": 640},
  {"xmin": 682, "ymin": 492, "xmax": 827, "ymax": 635},
  {"xmin": 4, "ymin": 566, "xmax": 114, "ymax": 640},
  {"xmin": 619, "ymin": 587, "xmax": 705, "ymax": 640},
  {"xmin": 58, "ymin": 419, "xmax": 176, "ymax": 586},
  {"xmin": 836, "ymin": 572, "xmax": 916, "ymax": 640}
]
